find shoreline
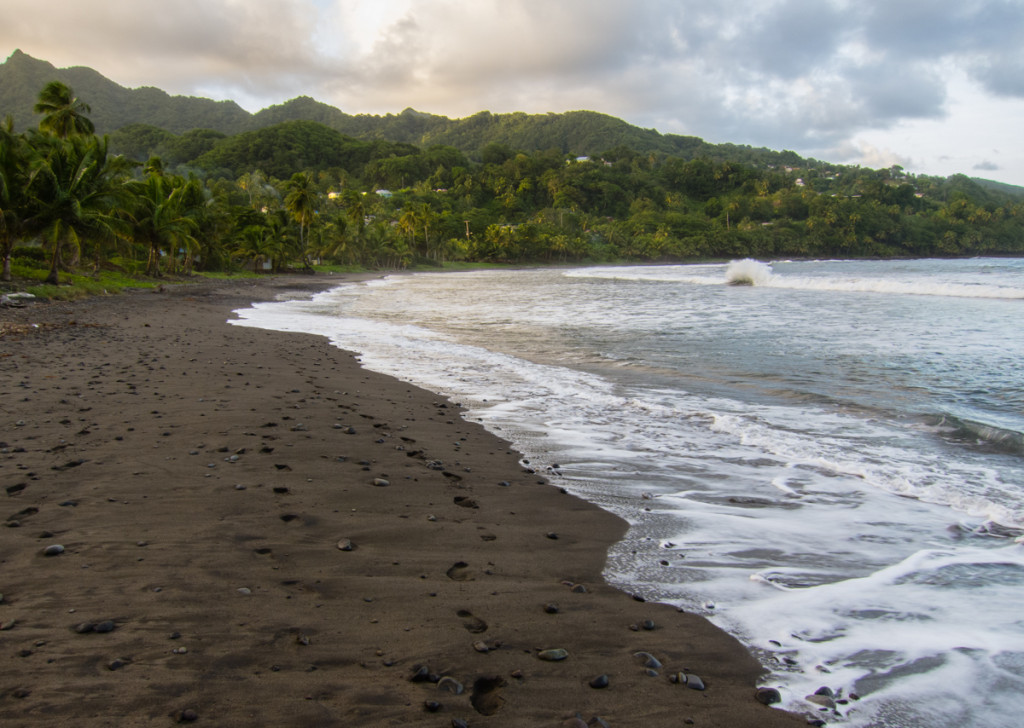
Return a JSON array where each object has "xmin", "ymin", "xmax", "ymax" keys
[{"xmin": 1, "ymin": 275, "xmax": 807, "ymax": 727}]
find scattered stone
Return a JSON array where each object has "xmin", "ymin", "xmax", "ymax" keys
[
  {"xmin": 805, "ymin": 693, "xmax": 836, "ymax": 710},
  {"xmin": 453, "ymin": 496, "xmax": 478, "ymax": 508},
  {"xmin": 570, "ymin": 584, "xmax": 588, "ymax": 593},
  {"xmin": 336, "ymin": 538, "xmax": 355, "ymax": 551},
  {"xmin": 297, "ymin": 635, "xmax": 311, "ymax": 646},
  {"xmin": 107, "ymin": 658, "xmax": 130, "ymax": 671},
  {"xmin": 172, "ymin": 647, "xmax": 188, "ymax": 655},
  {"xmin": 588, "ymin": 674, "xmax": 610, "ymax": 689},
  {"xmin": 641, "ymin": 618, "xmax": 656, "ymax": 630},
  {"xmin": 94, "ymin": 620, "xmax": 116, "ymax": 633},
  {"xmin": 545, "ymin": 532, "xmax": 559, "ymax": 540},
  {"xmin": 74, "ymin": 622, "xmax": 96, "ymax": 634},
  {"xmin": 424, "ymin": 700, "xmax": 442, "ymax": 712},
  {"xmin": 473, "ymin": 641, "xmax": 491, "ymax": 653},
  {"xmin": 372, "ymin": 478, "xmax": 390, "ymax": 487},
  {"xmin": 177, "ymin": 708, "xmax": 198, "ymax": 722},
  {"xmin": 543, "ymin": 603, "xmax": 560, "ymax": 614},
  {"xmin": 410, "ymin": 664, "xmax": 433, "ymax": 683},
  {"xmin": 755, "ymin": 687, "xmax": 782, "ymax": 705},
  {"xmin": 537, "ymin": 648, "xmax": 569, "ymax": 661},
  {"xmin": 42, "ymin": 544, "xmax": 65, "ymax": 557},
  {"xmin": 633, "ymin": 651, "xmax": 662, "ymax": 669},
  {"xmin": 437, "ymin": 676, "xmax": 464, "ymax": 694},
  {"xmin": 684, "ymin": 674, "xmax": 705, "ymax": 690},
  {"xmin": 237, "ymin": 587, "xmax": 252, "ymax": 596}
]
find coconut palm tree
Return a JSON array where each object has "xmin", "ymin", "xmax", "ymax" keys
[
  {"xmin": 34, "ymin": 81, "xmax": 95, "ymax": 139},
  {"xmin": 284, "ymin": 172, "xmax": 317, "ymax": 268},
  {"xmin": 0, "ymin": 116, "xmax": 29, "ymax": 281},
  {"xmin": 127, "ymin": 170, "xmax": 200, "ymax": 277},
  {"xmin": 25, "ymin": 132, "xmax": 131, "ymax": 284}
]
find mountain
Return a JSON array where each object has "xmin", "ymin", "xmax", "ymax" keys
[
  {"xmin": 0, "ymin": 49, "xmax": 251, "ymax": 134},
  {"xmin": 0, "ymin": 50, "xmax": 803, "ymax": 166}
]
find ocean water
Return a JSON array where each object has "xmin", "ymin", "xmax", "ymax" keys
[{"xmin": 232, "ymin": 258, "xmax": 1024, "ymax": 727}]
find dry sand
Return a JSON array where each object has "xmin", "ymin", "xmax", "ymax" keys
[{"xmin": 0, "ymin": 276, "xmax": 809, "ymax": 727}]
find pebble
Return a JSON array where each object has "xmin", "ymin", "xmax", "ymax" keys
[
  {"xmin": 537, "ymin": 648, "xmax": 569, "ymax": 661},
  {"xmin": 237, "ymin": 587, "xmax": 252, "ymax": 596},
  {"xmin": 424, "ymin": 700, "xmax": 442, "ymax": 712},
  {"xmin": 372, "ymin": 478, "xmax": 390, "ymax": 487},
  {"xmin": 633, "ymin": 651, "xmax": 662, "ymax": 669},
  {"xmin": 336, "ymin": 539, "xmax": 355, "ymax": 551},
  {"xmin": 42, "ymin": 544, "xmax": 65, "ymax": 557},
  {"xmin": 178, "ymin": 708, "xmax": 198, "ymax": 722},
  {"xmin": 543, "ymin": 602, "xmax": 560, "ymax": 614},
  {"xmin": 437, "ymin": 676, "xmax": 464, "ymax": 694},
  {"xmin": 94, "ymin": 620, "xmax": 116, "ymax": 633},
  {"xmin": 755, "ymin": 687, "xmax": 783, "ymax": 705},
  {"xmin": 107, "ymin": 658, "xmax": 130, "ymax": 671},
  {"xmin": 588, "ymin": 674, "xmax": 610, "ymax": 689}
]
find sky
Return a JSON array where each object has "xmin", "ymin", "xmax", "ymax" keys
[{"xmin": 4, "ymin": 0, "xmax": 1024, "ymax": 186}]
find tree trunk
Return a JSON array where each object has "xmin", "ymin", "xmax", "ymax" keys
[{"xmin": 1, "ymin": 253, "xmax": 10, "ymax": 282}]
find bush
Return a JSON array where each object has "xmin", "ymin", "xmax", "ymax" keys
[{"xmin": 12, "ymin": 246, "xmax": 47, "ymax": 263}]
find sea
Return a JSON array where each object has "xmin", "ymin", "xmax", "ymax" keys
[{"xmin": 231, "ymin": 257, "xmax": 1024, "ymax": 727}]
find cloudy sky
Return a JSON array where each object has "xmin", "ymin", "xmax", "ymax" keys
[{"xmin": 4, "ymin": 0, "xmax": 1024, "ymax": 185}]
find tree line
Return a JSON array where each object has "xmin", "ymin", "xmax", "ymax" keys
[{"xmin": 4, "ymin": 81, "xmax": 1024, "ymax": 287}]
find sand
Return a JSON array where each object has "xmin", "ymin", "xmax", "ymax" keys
[{"xmin": 0, "ymin": 275, "xmax": 809, "ymax": 727}]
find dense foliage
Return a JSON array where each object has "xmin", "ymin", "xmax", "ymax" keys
[{"xmin": 3, "ymin": 80, "xmax": 1023, "ymax": 289}]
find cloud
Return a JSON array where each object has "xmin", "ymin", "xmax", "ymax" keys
[{"xmin": 973, "ymin": 160, "xmax": 1001, "ymax": 171}]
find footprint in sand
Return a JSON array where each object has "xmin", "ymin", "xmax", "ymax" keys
[{"xmin": 456, "ymin": 609, "xmax": 488, "ymax": 633}]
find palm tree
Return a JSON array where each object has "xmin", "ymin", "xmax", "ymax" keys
[
  {"xmin": 284, "ymin": 172, "xmax": 317, "ymax": 268},
  {"xmin": 127, "ymin": 171, "xmax": 200, "ymax": 277},
  {"xmin": 0, "ymin": 116, "xmax": 29, "ymax": 281},
  {"xmin": 34, "ymin": 81, "xmax": 95, "ymax": 139},
  {"xmin": 25, "ymin": 132, "xmax": 131, "ymax": 284}
]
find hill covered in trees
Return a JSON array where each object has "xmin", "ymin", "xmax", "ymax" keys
[{"xmin": 0, "ymin": 50, "xmax": 834, "ymax": 170}]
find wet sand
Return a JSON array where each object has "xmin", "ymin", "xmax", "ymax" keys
[{"xmin": 0, "ymin": 275, "xmax": 807, "ymax": 727}]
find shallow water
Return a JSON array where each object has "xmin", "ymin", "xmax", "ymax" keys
[{"xmin": 233, "ymin": 257, "xmax": 1024, "ymax": 727}]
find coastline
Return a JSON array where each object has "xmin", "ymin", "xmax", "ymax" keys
[{"xmin": 1, "ymin": 275, "xmax": 807, "ymax": 727}]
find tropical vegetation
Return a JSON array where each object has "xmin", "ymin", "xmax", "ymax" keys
[{"xmin": 3, "ymin": 80, "xmax": 1024, "ymax": 296}]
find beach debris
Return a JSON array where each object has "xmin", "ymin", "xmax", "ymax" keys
[{"xmin": 537, "ymin": 648, "xmax": 569, "ymax": 661}]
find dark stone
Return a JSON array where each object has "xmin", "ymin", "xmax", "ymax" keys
[
  {"xmin": 588, "ymin": 674, "xmax": 610, "ymax": 689},
  {"xmin": 94, "ymin": 620, "xmax": 116, "ymax": 633},
  {"xmin": 543, "ymin": 603, "xmax": 560, "ymax": 614},
  {"xmin": 178, "ymin": 708, "xmax": 198, "ymax": 722},
  {"xmin": 424, "ymin": 700, "xmax": 442, "ymax": 712},
  {"xmin": 755, "ymin": 687, "xmax": 782, "ymax": 705}
]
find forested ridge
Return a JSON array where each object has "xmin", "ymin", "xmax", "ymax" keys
[{"xmin": 3, "ymin": 72, "xmax": 1024, "ymax": 291}]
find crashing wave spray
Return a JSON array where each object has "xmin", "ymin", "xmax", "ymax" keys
[{"xmin": 726, "ymin": 258, "xmax": 773, "ymax": 286}]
